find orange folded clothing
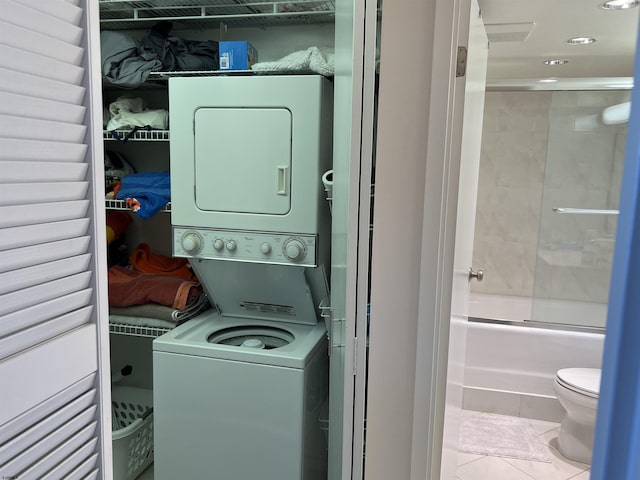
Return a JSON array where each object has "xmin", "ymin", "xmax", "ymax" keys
[
  {"xmin": 108, "ymin": 265, "xmax": 202, "ymax": 310},
  {"xmin": 129, "ymin": 243, "xmax": 196, "ymax": 281}
]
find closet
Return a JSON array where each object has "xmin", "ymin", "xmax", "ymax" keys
[
  {"xmin": 97, "ymin": 1, "xmax": 378, "ymax": 479},
  {"xmin": 0, "ymin": 0, "xmax": 400, "ymax": 476}
]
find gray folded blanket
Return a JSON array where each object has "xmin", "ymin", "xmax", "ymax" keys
[
  {"xmin": 101, "ymin": 22, "xmax": 219, "ymax": 88},
  {"xmin": 109, "ymin": 294, "xmax": 211, "ymax": 323}
]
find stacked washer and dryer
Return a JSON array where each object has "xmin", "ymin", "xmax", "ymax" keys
[{"xmin": 153, "ymin": 75, "xmax": 334, "ymax": 480}]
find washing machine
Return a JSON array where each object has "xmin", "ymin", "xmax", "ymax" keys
[{"xmin": 153, "ymin": 261, "xmax": 329, "ymax": 480}]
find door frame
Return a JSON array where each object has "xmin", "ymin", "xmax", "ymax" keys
[
  {"xmin": 330, "ymin": 0, "xmax": 378, "ymax": 477},
  {"xmin": 366, "ymin": 0, "xmax": 476, "ymax": 478}
]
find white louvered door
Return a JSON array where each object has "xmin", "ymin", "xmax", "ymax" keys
[{"xmin": 0, "ymin": 0, "xmax": 111, "ymax": 479}]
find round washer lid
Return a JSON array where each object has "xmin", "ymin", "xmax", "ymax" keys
[{"xmin": 557, "ymin": 368, "xmax": 601, "ymax": 397}]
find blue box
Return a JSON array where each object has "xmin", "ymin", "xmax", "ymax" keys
[{"xmin": 218, "ymin": 41, "xmax": 258, "ymax": 71}]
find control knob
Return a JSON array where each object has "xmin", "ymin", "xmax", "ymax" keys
[
  {"xmin": 283, "ymin": 238, "xmax": 306, "ymax": 262},
  {"xmin": 226, "ymin": 240, "xmax": 237, "ymax": 252},
  {"xmin": 261, "ymin": 242, "xmax": 272, "ymax": 254},
  {"xmin": 213, "ymin": 239, "xmax": 225, "ymax": 251},
  {"xmin": 181, "ymin": 232, "xmax": 203, "ymax": 255}
]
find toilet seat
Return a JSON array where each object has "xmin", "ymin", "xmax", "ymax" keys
[{"xmin": 556, "ymin": 368, "xmax": 601, "ymax": 399}]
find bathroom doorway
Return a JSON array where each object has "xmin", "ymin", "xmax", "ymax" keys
[{"xmin": 455, "ymin": 0, "xmax": 638, "ymax": 478}]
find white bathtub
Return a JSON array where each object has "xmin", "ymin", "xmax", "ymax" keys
[{"xmin": 462, "ymin": 320, "xmax": 605, "ymax": 421}]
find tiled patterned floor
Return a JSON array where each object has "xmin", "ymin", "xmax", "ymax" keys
[{"xmin": 456, "ymin": 414, "xmax": 591, "ymax": 480}]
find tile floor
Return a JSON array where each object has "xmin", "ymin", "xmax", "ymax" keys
[{"xmin": 456, "ymin": 414, "xmax": 591, "ymax": 480}]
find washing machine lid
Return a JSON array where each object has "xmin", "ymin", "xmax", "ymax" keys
[
  {"xmin": 189, "ymin": 259, "xmax": 326, "ymax": 325},
  {"xmin": 556, "ymin": 368, "xmax": 601, "ymax": 397}
]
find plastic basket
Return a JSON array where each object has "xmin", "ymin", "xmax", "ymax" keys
[{"xmin": 111, "ymin": 386, "xmax": 154, "ymax": 480}]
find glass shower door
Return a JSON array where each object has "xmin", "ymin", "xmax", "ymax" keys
[{"xmin": 531, "ymin": 89, "xmax": 630, "ymax": 329}]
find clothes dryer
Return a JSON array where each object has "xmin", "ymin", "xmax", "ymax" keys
[{"xmin": 169, "ymin": 75, "xmax": 333, "ymax": 268}]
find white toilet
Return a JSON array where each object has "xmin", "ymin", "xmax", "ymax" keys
[{"xmin": 553, "ymin": 368, "xmax": 601, "ymax": 464}]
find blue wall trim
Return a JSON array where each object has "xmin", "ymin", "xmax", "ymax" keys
[{"xmin": 591, "ymin": 17, "xmax": 640, "ymax": 480}]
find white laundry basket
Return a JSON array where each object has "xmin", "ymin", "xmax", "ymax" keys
[{"xmin": 111, "ymin": 386, "xmax": 154, "ymax": 480}]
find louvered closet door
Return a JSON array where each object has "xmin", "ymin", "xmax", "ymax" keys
[{"xmin": 0, "ymin": 0, "xmax": 110, "ymax": 479}]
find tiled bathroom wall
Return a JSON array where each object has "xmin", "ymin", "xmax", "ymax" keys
[
  {"xmin": 471, "ymin": 91, "xmax": 550, "ymax": 299},
  {"xmin": 472, "ymin": 90, "xmax": 629, "ymax": 322},
  {"xmin": 534, "ymin": 91, "xmax": 628, "ymax": 307}
]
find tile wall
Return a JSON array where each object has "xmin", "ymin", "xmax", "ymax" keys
[
  {"xmin": 533, "ymin": 91, "xmax": 628, "ymax": 309},
  {"xmin": 472, "ymin": 90, "xmax": 629, "ymax": 323},
  {"xmin": 471, "ymin": 91, "xmax": 550, "ymax": 299}
]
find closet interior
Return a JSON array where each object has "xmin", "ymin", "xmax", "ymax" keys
[{"xmin": 98, "ymin": 1, "xmax": 375, "ymax": 479}]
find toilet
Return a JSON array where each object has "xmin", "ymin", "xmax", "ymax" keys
[{"xmin": 553, "ymin": 368, "xmax": 601, "ymax": 464}]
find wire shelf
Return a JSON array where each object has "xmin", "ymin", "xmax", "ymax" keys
[
  {"xmin": 99, "ymin": 0, "xmax": 335, "ymax": 29},
  {"xmin": 109, "ymin": 322, "xmax": 173, "ymax": 338},
  {"xmin": 144, "ymin": 69, "xmax": 325, "ymax": 82},
  {"xmin": 103, "ymin": 129, "xmax": 170, "ymax": 141},
  {"xmin": 148, "ymin": 69, "xmax": 252, "ymax": 79},
  {"xmin": 106, "ymin": 199, "xmax": 172, "ymax": 212}
]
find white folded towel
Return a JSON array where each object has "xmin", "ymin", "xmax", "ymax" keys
[
  {"xmin": 107, "ymin": 96, "xmax": 169, "ymax": 131},
  {"xmin": 251, "ymin": 46, "xmax": 334, "ymax": 76}
]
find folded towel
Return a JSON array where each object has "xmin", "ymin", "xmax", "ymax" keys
[
  {"xmin": 108, "ymin": 265, "xmax": 201, "ymax": 309},
  {"xmin": 109, "ymin": 293, "xmax": 211, "ymax": 322},
  {"xmin": 107, "ymin": 108, "xmax": 168, "ymax": 132},
  {"xmin": 106, "ymin": 96, "xmax": 168, "ymax": 132},
  {"xmin": 129, "ymin": 243, "xmax": 196, "ymax": 281},
  {"xmin": 251, "ymin": 47, "xmax": 334, "ymax": 76},
  {"xmin": 115, "ymin": 172, "xmax": 170, "ymax": 219}
]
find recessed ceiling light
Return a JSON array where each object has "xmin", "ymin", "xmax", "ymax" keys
[
  {"xmin": 600, "ymin": 0, "xmax": 640, "ymax": 10},
  {"xmin": 544, "ymin": 59, "xmax": 570, "ymax": 65},
  {"xmin": 566, "ymin": 37, "xmax": 596, "ymax": 45},
  {"xmin": 539, "ymin": 78, "xmax": 558, "ymax": 83}
]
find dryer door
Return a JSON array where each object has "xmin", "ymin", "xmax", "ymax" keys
[{"xmin": 194, "ymin": 107, "xmax": 292, "ymax": 215}]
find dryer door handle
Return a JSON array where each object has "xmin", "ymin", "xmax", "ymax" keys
[{"xmin": 277, "ymin": 166, "xmax": 288, "ymax": 195}]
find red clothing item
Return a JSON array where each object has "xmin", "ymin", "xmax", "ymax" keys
[
  {"xmin": 108, "ymin": 265, "xmax": 201, "ymax": 310},
  {"xmin": 129, "ymin": 243, "xmax": 196, "ymax": 281}
]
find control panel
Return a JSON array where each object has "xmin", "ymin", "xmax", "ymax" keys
[{"xmin": 173, "ymin": 227, "xmax": 318, "ymax": 267}]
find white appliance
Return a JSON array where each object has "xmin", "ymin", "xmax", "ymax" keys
[
  {"xmin": 153, "ymin": 261, "xmax": 329, "ymax": 480},
  {"xmin": 158, "ymin": 75, "xmax": 332, "ymax": 479},
  {"xmin": 169, "ymin": 75, "xmax": 333, "ymax": 267}
]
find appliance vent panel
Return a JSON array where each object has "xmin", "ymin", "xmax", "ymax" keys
[{"xmin": 240, "ymin": 301, "xmax": 296, "ymax": 316}]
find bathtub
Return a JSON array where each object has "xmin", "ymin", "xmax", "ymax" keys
[{"xmin": 462, "ymin": 320, "xmax": 605, "ymax": 421}]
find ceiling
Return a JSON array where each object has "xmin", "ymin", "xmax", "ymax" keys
[{"xmin": 477, "ymin": 0, "xmax": 639, "ymax": 88}]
